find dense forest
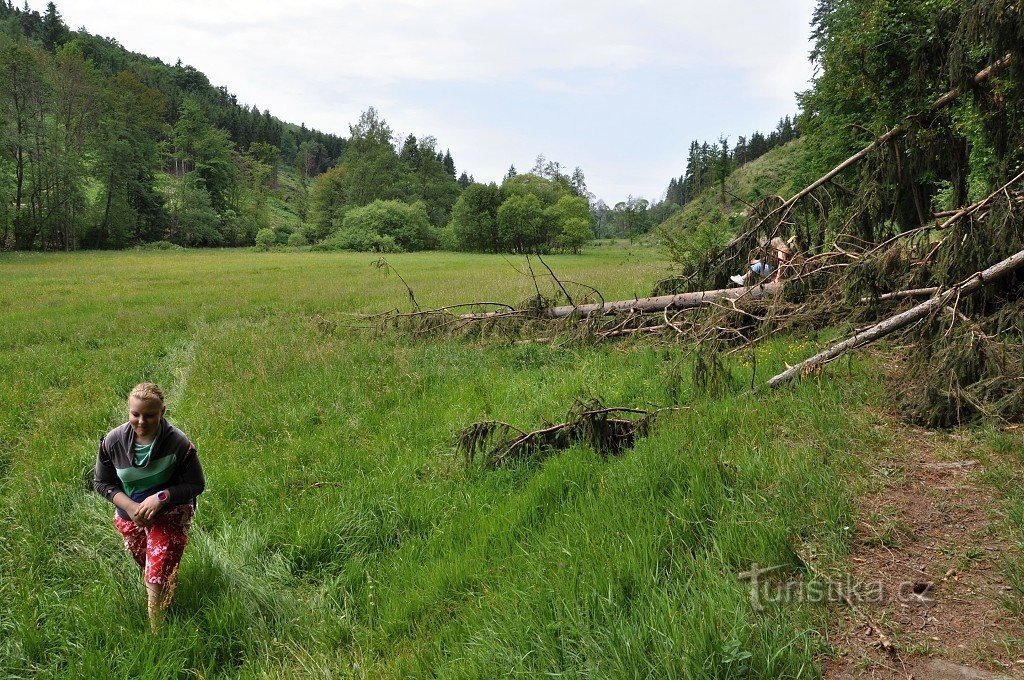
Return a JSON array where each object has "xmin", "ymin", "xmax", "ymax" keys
[
  {"xmin": 791, "ymin": 0, "xmax": 1023, "ymax": 252},
  {"xmin": 0, "ymin": 2, "xmax": 357, "ymax": 250}
]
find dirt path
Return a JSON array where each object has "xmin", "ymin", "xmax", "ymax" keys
[{"xmin": 822, "ymin": 420, "xmax": 1024, "ymax": 679}]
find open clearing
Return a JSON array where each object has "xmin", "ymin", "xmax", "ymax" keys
[{"xmin": 1, "ymin": 246, "xmax": 1021, "ymax": 678}]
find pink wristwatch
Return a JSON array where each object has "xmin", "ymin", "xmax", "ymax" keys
[{"xmin": 156, "ymin": 490, "xmax": 170, "ymax": 503}]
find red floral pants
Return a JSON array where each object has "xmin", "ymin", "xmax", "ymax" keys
[{"xmin": 113, "ymin": 504, "xmax": 194, "ymax": 585}]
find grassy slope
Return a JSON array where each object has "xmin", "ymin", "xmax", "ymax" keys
[
  {"xmin": 266, "ymin": 166, "xmax": 307, "ymax": 233},
  {"xmin": 0, "ymin": 246, "xmax": 1018, "ymax": 678},
  {"xmin": 656, "ymin": 138, "xmax": 807, "ymax": 237}
]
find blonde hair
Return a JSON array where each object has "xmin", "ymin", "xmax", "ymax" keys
[
  {"xmin": 130, "ymin": 382, "xmax": 165, "ymax": 404},
  {"xmin": 769, "ymin": 236, "xmax": 792, "ymax": 255}
]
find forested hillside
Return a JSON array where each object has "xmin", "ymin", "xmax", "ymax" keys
[
  {"xmin": 0, "ymin": 2, "xmax": 356, "ymax": 250},
  {"xmin": 0, "ymin": 2, "xmax": 609, "ymax": 255},
  {"xmin": 657, "ymin": 138, "xmax": 807, "ymax": 271},
  {"xmin": 663, "ymin": 115, "xmax": 799, "ymax": 208}
]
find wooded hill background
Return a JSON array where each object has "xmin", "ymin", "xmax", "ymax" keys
[{"xmin": 1, "ymin": 0, "xmax": 1022, "ymax": 261}]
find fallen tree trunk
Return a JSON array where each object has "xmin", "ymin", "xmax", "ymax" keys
[
  {"xmin": 459, "ymin": 281, "xmax": 782, "ymax": 321},
  {"xmin": 457, "ymin": 400, "xmax": 678, "ymax": 468},
  {"xmin": 767, "ymin": 248, "xmax": 1024, "ymax": 389}
]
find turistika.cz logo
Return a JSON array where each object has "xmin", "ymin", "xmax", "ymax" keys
[{"xmin": 737, "ymin": 563, "xmax": 933, "ymax": 610}]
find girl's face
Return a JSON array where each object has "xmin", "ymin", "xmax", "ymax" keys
[{"xmin": 129, "ymin": 396, "xmax": 165, "ymax": 442}]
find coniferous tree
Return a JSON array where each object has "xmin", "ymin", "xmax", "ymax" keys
[{"xmin": 39, "ymin": 2, "xmax": 65, "ymax": 51}]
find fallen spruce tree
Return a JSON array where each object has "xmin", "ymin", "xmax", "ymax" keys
[{"xmin": 364, "ymin": 50, "xmax": 1023, "ymax": 432}]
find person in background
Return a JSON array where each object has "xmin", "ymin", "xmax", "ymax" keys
[
  {"xmin": 94, "ymin": 382, "xmax": 205, "ymax": 631},
  {"xmin": 730, "ymin": 236, "xmax": 796, "ymax": 286}
]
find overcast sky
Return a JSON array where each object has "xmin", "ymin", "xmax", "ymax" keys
[{"xmin": 47, "ymin": 0, "xmax": 818, "ymax": 204}]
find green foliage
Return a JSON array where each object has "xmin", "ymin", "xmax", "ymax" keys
[
  {"xmin": 450, "ymin": 173, "xmax": 593, "ymax": 254},
  {"xmin": 40, "ymin": 2, "xmax": 68, "ymax": 51},
  {"xmin": 135, "ymin": 239, "xmax": 183, "ymax": 251},
  {"xmin": 302, "ymin": 111, "xmax": 464, "ymax": 247},
  {"xmin": 0, "ymin": 34, "xmax": 93, "ymax": 249},
  {"xmin": 342, "ymin": 108, "xmax": 406, "ymax": 207},
  {"xmin": 666, "ymin": 118, "xmax": 799, "ymax": 208},
  {"xmin": 89, "ymin": 70, "xmax": 167, "ymax": 248},
  {"xmin": 253, "ymin": 228, "xmax": 276, "ymax": 251},
  {"xmin": 310, "ymin": 227, "xmax": 399, "ymax": 253},
  {"xmin": 397, "ymin": 134, "xmax": 461, "ymax": 227},
  {"xmin": 545, "ymin": 195, "xmax": 594, "ymax": 253},
  {"xmin": 659, "ymin": 219, "xmax": 732, "ymax": 276},
  {"xmin": 333, "ymin": 199, "xmax": 435, "ymax": 252},
  {"xmin": 502, "ymin": 172, "xmax": 563, "ymax": 206},
  {"xmin": 790, "ymin": 0, "xmax": 1024, "ymax": 246},
  {"xmin": 545, "ymin": 194, "xmax": 592, "ymax": 232},
  {"xmin": 168, "ymin": 177, "xmax": 221, "ymax": 247},
  {"xmin": 449, "ymin": 182, "xmax": 502, "ymax": 252},
  {"xmin": 657, "ymin": 139, "xmax": 807, "ymax": 272},
  {"xmin": 0, "ymin": 12, "xmax": 481, "ymax": 252},
  {"xmin": 557, "ymin": 217, "xmax": 593, "ymax": 254},
  {"xmin": 497, "ymin": 192, "xmax": 547, "ymax": 253},
  {"xmin": 173, "ymin": 97, "xmax": 237, "ymax": 212},
  {"xmin": 286, "ymin": 231, "xmax": 307, "ymax": 247},
  {"xmin": 308, "ymin": 163, "xmax": 348, "ymax": 241}
]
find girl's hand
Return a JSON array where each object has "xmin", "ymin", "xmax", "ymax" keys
[
  {"xmin": 128, "ymin": 502, "xmax": 151, "ymax": 527},
  {"xmin": 134, "ymin": 495, "xmax": 164, "ymax": 525}
]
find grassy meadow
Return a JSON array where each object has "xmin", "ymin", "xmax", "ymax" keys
[{"xmin": 0, "ymin": 245, "xmax": 998, "ymax": 678}]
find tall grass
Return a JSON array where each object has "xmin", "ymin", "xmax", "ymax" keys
[{"xmin": 1, "ymin": 246, "xmax": 895, "ymax": 677}]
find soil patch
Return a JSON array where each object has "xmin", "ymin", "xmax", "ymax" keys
[{"xmin": 822, "ymin": 420, "xmax": 1024, "ymax": 679}]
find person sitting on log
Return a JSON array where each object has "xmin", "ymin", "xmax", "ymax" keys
[{"xmin": 730, "ymin": 236, "xmax": 796, "ymax": 286}]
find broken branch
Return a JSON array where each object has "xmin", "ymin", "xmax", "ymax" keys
[{"xmin": 767, "ymin": 248, "xmax": 1024, "ymax": 389}]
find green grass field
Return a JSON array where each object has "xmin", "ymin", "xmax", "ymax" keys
[{"xmin": 0, "ymin": 246, "xmax": 1014, "ymax": 678}]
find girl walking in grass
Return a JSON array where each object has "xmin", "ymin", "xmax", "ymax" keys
[{"xmin": 94, "ymin": 383, "xmax": 205, "ymax": 631}]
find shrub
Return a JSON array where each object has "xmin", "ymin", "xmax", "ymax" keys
[
  {"xmin": 497, "ymin": 193, "xmax": 546, "ymax": 253},
  {"xmin": 136, "ymin": 240, "xmax": 184, "ymax": 251},
  {"xmin": 287, "ymin": 232, "xmax": 308, "ymax": 247},
  {"xmin": 254, "ymin": 228, "xmax": 277, "ymax": 251},
  {"xmin": 450, "ymin": 182, "xmax": 502, "ymax": 251},
  {"xmin": 273, "ymin": 225, "xmax": 295, "ymax": 244},
  {"xmin": 341, "ymin": 200, "xmax": 435, "ymax": 251},
  {"xmin": 436, "ymin": 225, "xmax": 459, "ymax": 252},
  {"xmin": 557, "ymin": 217, "xmax": 593, "ymax": 253},
  {"xmin": 311, "ymin": 228, "xmax": 400, "ymax": 253}
]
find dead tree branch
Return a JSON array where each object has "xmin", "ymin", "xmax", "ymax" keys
[
  {"xmin": 457, "ymin": 400, "xmax": 680, "ymax": 468},
  {"xmin": 767, "ymin": 248, "xmax": 1024, "ymax": 389}
]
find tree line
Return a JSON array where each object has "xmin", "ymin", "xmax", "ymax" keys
[
  {"xmin": 664, "ymin": 116, "xmax": 799, "ymax": 208},
  {"xmin": 306, "ymin": 136, "xmax": 596, "ymax": 254}
]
